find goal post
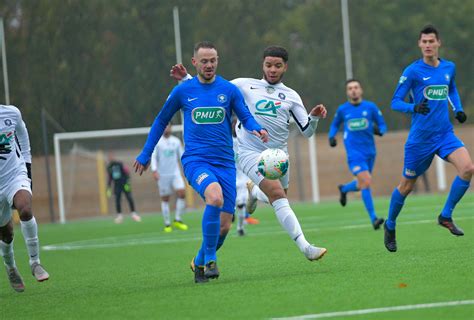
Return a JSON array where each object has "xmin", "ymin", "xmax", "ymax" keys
[{"xmin": 53, "ymin": 125, "xmax": 185, "ymax": 224}]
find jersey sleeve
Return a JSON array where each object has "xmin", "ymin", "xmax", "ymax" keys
[
  {"xmin": 231, "ymin": 86, "xmax": 263, "ymax": 133},
  {"xmin": 372, "ymin": 103, "xmax": 387, "ymax": 135},
  {"xmin": 448, "ymin": 64, "xmax": 463, "ymax": 113},
  {"xmin": 150, "ymin": 145, "xmax": 159, "ymax": 172},
  {"xmin": 328, "ymin": 106, "xmax": 343, "ymax": 138},
  {"xmin": 136, "ymin": 87, "xmax": 182, "ymax": 165},
  {"xmin": 391, "ymin": 67, "xmax": 416, "ymax": 113},
  {"xmin": 14, "ymin": 108, "xmax": 32, "ymax": 163},
  {"xmin": 289, "ymin": 94, "xmax": 319, "ymax": 138}
]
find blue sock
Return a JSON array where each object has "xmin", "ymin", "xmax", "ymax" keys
[
  {"xmin": 441, "ymin": 176, "xmax": 470, "ymax": 219},
  {"xmin": 361, "ymin": 188, "xmax": 377, "ymax": 223},
  {"xmin": 201, "ymin": 204, "xmax": 221, "ymax": 264},
  {"xmin": 386, "ymin": 188, "xmax": 406, "ymax": 230},
  {"xmin": 341, "ymin": 180, "xmax": 359, "ymax": 193},
  {"xmin": 216, "ymin": 233, "xmax": 228, "ymax": 251}
]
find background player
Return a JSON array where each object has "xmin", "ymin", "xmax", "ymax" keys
[
  {"xmin": 134, "ymin": 41, "xmax": 267, "ymax": 283},
  {"xmin": 384, "ymin": 25, "xmax": 473, "ymax": 252},
  {"xmin": 328, "ymin": 79, "xmax": 386, "ymax": 229},
  {"xmin": 232, "ymin": 118, "xmax": 249, "ymax": 236},
  {"xmin": 171, "ymin": 45, "xmax": 328, "ymax": 261},
  {"xmin": 0, "ymin": 105, "xmax": 49, "ymax": 282},
  {"xmin": 151, "ymin": 124, "xmax": 188, "ymax": 232},
  {"xmin": 107, "ymin": 156, "xmax": 141, "ymax": 223}
]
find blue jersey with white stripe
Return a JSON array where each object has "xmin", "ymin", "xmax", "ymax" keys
[
  {"xmin": 392, "ymin": 58, "xmax": 463, "ymax": 142},
  {"xmin": 136, "ymin": 76, "xmax": 263, "ymax": 167},
  {"xmin": 329, "ymin": 100, "xmax": 386, "ymax": 160}
]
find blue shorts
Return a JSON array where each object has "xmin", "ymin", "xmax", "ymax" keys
[
  {"xmin": 347, "ymin": 156, "xmax": 376, "ymax": 175},
  {"xmin": 183, "ymin": 161, "xmax": 236, "ymax": 214},
  {"xmin": 403, "ymin": 131, "xmax": 464, "ymax": 179}
]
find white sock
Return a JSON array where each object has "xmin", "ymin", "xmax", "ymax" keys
[
  {"xmin": 237, "ymin": 205, "xmax": 245, "ymax": 231},
  {"xmin": 251, "ymin": 185, "xmax": 270, "ymax": 204},
  {"xmin": 272, "ymin": 198, "xmax": 309, "ymax": 252},
  {"xmin": 161, "ymin": 201, "xmax": 171, "ymax": 226},
  {"xmin": 20, "ymin": 217, "xmax": 40, "ymax": 265},
  {"xmin": 0, "ymin": 240, "xmax": 16, "ymax": 269},
  {"xmin": 175, "ymin": 198, "xmax": 186, "ymax": 221}
]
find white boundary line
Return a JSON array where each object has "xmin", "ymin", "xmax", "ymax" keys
[
  {"xmin": 42, "ymin": 215, "xmax": 474, "ymax": 251},
  {"xmin": 271, "ymin": 300, "xmax": 474, "ymax": 319}
]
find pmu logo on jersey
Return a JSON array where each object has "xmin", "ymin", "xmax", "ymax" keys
[
  {"xmin": 347, "ymin": 118, "xmax": 368, "ymax": 131},
  {"xmin": 192, "ymin": 107, "xmax": 225, "ymax": 124},
  {"xmin": 423, "ymin": 85, "xmax": 448, "ymax": 100},
  {"xmin": 255, "ymin": 99, "xmax": 281, "ymax": 118}
]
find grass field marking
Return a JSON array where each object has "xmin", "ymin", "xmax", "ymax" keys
[
  {"xmin": 270, "ymin": 299, "xmax": 474, "ymax": 319},
  {"xmin": 41, "ymin": 215, "xmax": 474, "ymax": 252}
]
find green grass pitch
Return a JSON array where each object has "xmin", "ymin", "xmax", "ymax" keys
[{"xmin": 2, "ymin": 193, "xmax": 473, "ymax": 319}]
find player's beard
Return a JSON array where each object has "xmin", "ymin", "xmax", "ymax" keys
[{"xmin": 264, "ymin": 73, "xmax": 283, "ymax": 85}]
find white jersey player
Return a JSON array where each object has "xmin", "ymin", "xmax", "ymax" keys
[
  {"xmin": 171, "ymin": 46, "xmax": 328, "ymax": 262},
  {"xmin": 151, "ymin": 124, "xmax": 188, "ymax": 232},
  {"xmin": 0, "ymin": 105, "xmax": 49, "ymax": 288}
]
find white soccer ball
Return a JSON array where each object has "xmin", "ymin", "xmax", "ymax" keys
[{"xmin": 257, "ymin": 148, "xmax": 289, "ymax": 180}]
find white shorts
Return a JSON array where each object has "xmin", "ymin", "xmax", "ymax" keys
[
  {"xmin": 0, "ymin": 171, "xmax": 32, "ymax": 227},
  {"xmin": 235, "ymin": 168, "xmax": 248, "ymax": 206},
  {"xmin": 157, "ymin": 173, "xmax": 185, "ymax": 196},
  {"xmin": 238, "ymin": 149, "xmax": 290, "ymax": 189}
]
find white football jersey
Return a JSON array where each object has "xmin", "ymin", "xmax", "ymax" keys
[
  {"xmin": 151, "ymin": 135, "xmax": 184, "ymax": 176},
  {"xmin": 232, "ymin": 78, "xmax": 319, "ymax": 152},
  {"xmin": 0, "ymin": 105, "xmax": 31, "ymax": 181}
]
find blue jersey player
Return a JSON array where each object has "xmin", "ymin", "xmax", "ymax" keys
[
  {"xmin": 134, "ymin": 41, "xmax": 268, "ymax": 282},
  {"xmin": 384, "ymin": 25, "xmax": 473, "ymax": 252},
  {"xmin": 329, "ymin": 79, "xmax": 387, "ymax": 230}
]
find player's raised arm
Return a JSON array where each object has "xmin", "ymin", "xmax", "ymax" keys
[
  {"xmin": 231, "ymin": 86, "xmax": 268, "ymax": 142},
  {"xmin": 289, "ymin": 95, "xmax": 326, "ymax": 139},
  {"xmin": 391, "ymin": 67, "xmax": 417, "ymax": 113},
  {"xmin": 134, "ymin": 88, "xmax": 182, "ymax": 175},
  {"xmin": 448, "ymin": 65, "xmax": 467, "ymax": 123},
  {"xmin": 372, "ymin": 104, "xmax": 387, "ymax": 136},
  {"xmin": 328, "ymin": 107, "xmax": 343, "ymax": 147},
  {"xmin": 170, "ymin": 64, "xmax": 193, "ymax": 82}
]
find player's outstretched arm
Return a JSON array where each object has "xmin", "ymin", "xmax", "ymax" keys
[
  {"xmin": 392, "ymin": 68, "xmax": 418, "ymax": 113},
  {"xmin": 328, "ymin": 107, "xmax": 343, "ymax": 147},
  {"xmin": 135, "ymin": 88, "xmax": 182, "ymax": 173},
  {"xmin": 290, "ymin": 96, "xmax": 326, "ymax": 138},
  {"xmin": 448, "ymin": 67, "xmax": 467, "ymax": 123}
]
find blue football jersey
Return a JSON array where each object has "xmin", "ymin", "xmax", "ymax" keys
[
  {"xmin": 392, "ymin": 58, "xmax": 463, "ymax": 142},
  {"xmin": 329, "ymin": 100, "xmax": 387, "ymax": 160},
  {"xmin": 136, "ymin": 76, "xmax": 263, "ymax": 167}
]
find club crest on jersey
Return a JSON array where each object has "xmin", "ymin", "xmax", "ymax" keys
[
  {"xmin": 362, "ymin": 111, "xmax": 368, "ymax": 117},
  {"xmin": 192, "ymin": 107, "xmax": 226, "ymax": 124},
  {"xmin": 278, "ymin": 92, "xmax": 286, "ymax": 100},
  {"xmin": 423, "ymin": 85, "xmax": 448, "ymax": 100},
  {"xmin": 445, "ymin": 74, "xmax": 450, "ymax": 81},
  {"xmin": 4, "ymin": 119, "xmax": 12, "ymax": 126},
  {"xmin": 217, "ymin": 94, "xmax": 227, "ymax": 103},
  {"xmin": 266, "ymin": 86, "xmax": 275, "ymax": 94},
  {"xmin": 255, "ymin": 99, "xmax": 281, "ymax": 118},
  {"xmin": 347, "ymin": 118, "xmax": 369, "ymax": 131}
]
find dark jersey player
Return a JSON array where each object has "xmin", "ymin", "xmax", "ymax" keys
[
  {"xmin": 329, "ymin": 79, "xmax": 387, "ymax": 230},
  {"xmin": 384, "ymin": 25, "xmax": 473, "ymax": 252},
  {"xmin": 107, "ymin": 158, "xmax": 141, "ymax": 224}
]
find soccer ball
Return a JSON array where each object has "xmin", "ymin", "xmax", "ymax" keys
[{"xmin": 257, "ymin": 148, "xmax": 289, "ymax": 180}]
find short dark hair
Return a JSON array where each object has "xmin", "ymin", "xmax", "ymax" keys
[
  {"xmin": 194, "ymin": 41, "xmax": 217, "ymax": 55},
  {"xmin": 263, "ymin": 46, "xmax": 289, "ymax": 62},
  {"xmin": 419, "ymin": 25, "xmax": 440, "ymax": 40},
  {"xmin": 345, "ymin": 78, "xmax": 361, "ymax": 87}
]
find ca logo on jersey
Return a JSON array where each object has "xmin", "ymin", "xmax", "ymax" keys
[
  {"xmin": 347, "ymin": 118, "xmax": 369, "ymax": 131},
  {"xmin": 423, "ymin": 85, "xmax": 448, "ymax": 100},
  {"xmin": 0, "ymin": 131, "xmax": 14, "ymax": 155},
  {"xmin": 255, "ymin": 99, "xmax": 281, "ymax": 118},
  {"xmin": 192, "ymin": 107, "xmax": 226, "ymax": 124}
]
